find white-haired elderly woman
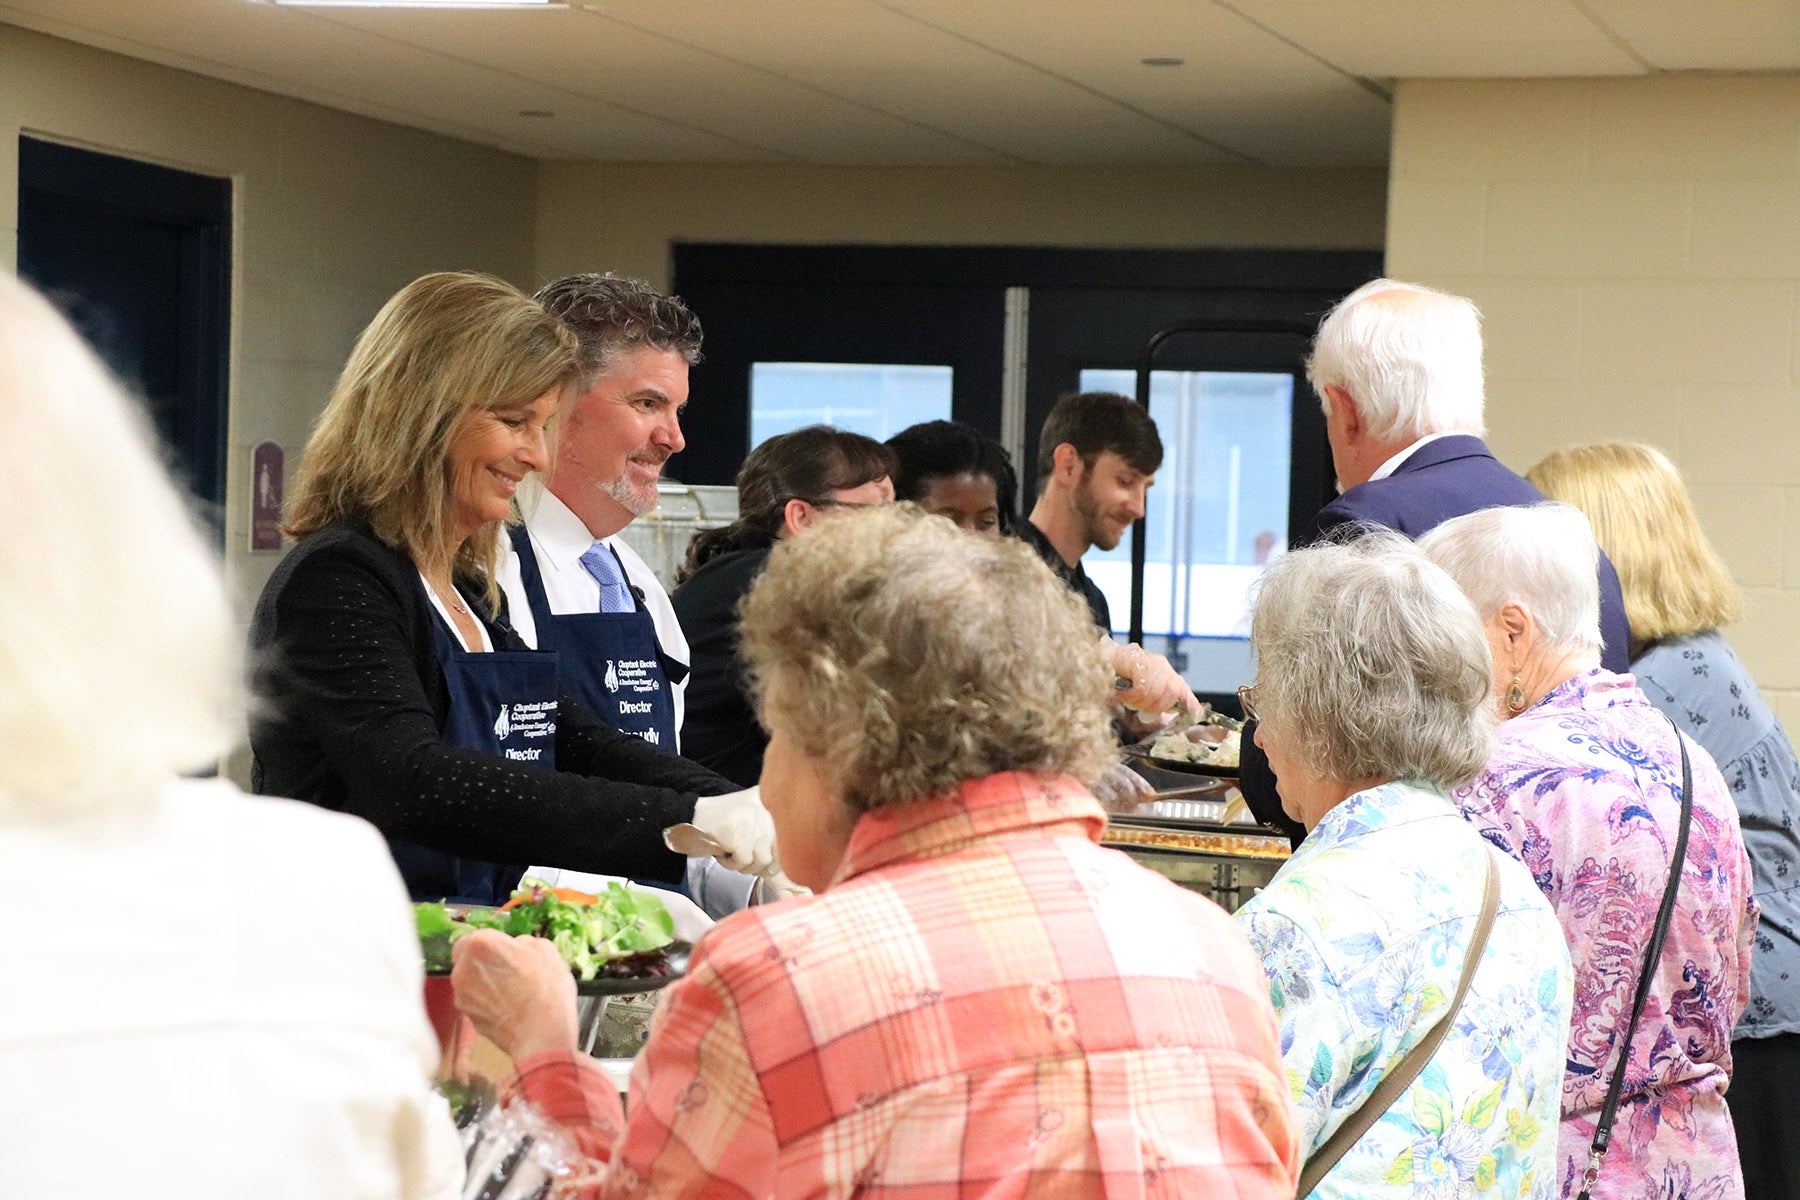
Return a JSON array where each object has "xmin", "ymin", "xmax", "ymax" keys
[
  {"xmin": 1232, "ymin": 530, "xmax": 1572, "ymax": 1200},
  {"xmin": 1420, "ymin": 504, "xmax": 1757, "ymax": 1200},
  {"xmin": 0, "ymin": 277, "xmax": 460, "ymax": 1196},
  {"xmin": 447, "ymin": 503, "xmax": 1301, "ymax": 1199}
]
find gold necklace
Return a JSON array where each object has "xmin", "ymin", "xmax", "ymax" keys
[{"xmin": 431, "ymin": 578, "xmax": 470, "ymax": 617}]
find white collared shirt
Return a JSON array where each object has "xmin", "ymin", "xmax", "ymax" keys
[
  {"xmin": 1368, "ymin": 431, "xmax": 1454, "ymax": 482},
  {"xmin": 500, "ymin": 490, "xmax": 747, "ymax": 915},
  {"xmin": 496, "ymin": 487, "xmax": 690, "ymax": 735}
]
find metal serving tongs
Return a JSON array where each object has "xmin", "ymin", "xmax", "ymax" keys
[
  {"xmin": 662, "ymin": 822, "xmax": 807, "ymax": 900},
  {"xmin": 1114, "ymin": 678, "xmax": 1209, "ymax": 734}
]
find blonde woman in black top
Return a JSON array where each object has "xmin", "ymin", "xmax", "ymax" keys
[{"xmin": 251, "ymin": 271, "xmax": 773, "ymax": 903}]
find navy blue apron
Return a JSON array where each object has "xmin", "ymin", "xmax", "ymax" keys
[
  {"xmin": 387, "ymin": 598, "xmax": 560, "ymax": 906},
  {"xmin": 509, "ymin": 526, "xmax": 685, "ymax": 749}
]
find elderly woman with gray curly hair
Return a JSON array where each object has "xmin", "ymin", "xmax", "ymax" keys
[
  {"xmin": 1232, "ymin": 529, "xmax": 1572, "ymax": 1200},
  {"xmin": 448, "ymin": 502, "xmax": 1302, "ymax": 1199},
  {"xmin": 1419, "ymin": 504, "xmax": 1757, "ymax": 1200}
]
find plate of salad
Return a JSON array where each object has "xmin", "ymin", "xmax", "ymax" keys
[{"xmin": 416, "ymin": 879, "xmax": 691, "ymax": 996}]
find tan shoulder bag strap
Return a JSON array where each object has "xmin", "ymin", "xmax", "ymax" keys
[{"xmin": 1296, "ymin": 845, "xmax": 1502, "ymax": 1198}]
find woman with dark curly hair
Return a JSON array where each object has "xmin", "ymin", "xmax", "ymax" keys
[{"xmin": 885, "ymin": 418, "xmax": 1019, "ymax": 537}]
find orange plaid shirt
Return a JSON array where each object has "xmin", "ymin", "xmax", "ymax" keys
[{"xmin": 515, "ymin": 771, "xmax": 1300, "ymax": 1198}]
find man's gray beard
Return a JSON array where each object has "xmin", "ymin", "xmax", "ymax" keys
[{"xmin": 602, "ymin": 474, "xmax": 660, "ymax": 517}]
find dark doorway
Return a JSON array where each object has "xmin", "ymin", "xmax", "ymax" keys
[
  {"xmin": 17, "ymin": 137, "xmax": 232, "ymax": 515},
  {"xmin": 667, "ymin": 245, "xmax": 1006, "ymax": 486},
  {"xmin": 670, "ymin": 242, "xmax": 1381, "ymax": 702}
]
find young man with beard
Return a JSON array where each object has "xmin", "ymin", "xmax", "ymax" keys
[
  {"xmin": 499, "ymin": 273, "xmax": 763, "ymax": 911},
  {"xmin": 1024, "ymin": 390, "xmax": 1196, "ymax": 722}
]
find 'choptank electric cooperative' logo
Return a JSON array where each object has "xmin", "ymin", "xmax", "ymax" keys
[
  {"xmin": 498, "ymin": 700, "xmax": 556, "ymax": 761},
  {"xmin": 604, "ymin": 660, "xmax": 620, "ymax": 693}
]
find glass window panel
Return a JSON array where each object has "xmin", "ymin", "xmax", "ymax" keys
[
  {"xmin": 749, "ymin": 362, "xmax": 953, "ymax": 448},
  {"xmin": 1077, "ymin": 368, "xmax": 1294, "ymax": 695}
]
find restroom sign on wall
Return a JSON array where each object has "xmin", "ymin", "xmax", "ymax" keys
[{"xmin": 251, "ymin": 441, "xmax": 284, "ymax": 552}]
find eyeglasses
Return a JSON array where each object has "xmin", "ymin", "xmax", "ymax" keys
[{"xmin": 1237, "ymin": 683, "xmax": 1260, "ymax": 724}]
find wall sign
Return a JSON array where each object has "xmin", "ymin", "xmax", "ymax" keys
[{"xmin": 251, "ymin": 440, "xmax": 284, "ymax": 552}]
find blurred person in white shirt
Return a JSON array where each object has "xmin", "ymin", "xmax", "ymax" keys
[{"xmin": 0, "ymin": 273, "xmax": 460, "ymax": 1200}]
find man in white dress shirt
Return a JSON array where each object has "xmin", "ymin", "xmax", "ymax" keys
[{"xmin": 500, "ymin": 273, "xmax": 755, "ymax": 913}]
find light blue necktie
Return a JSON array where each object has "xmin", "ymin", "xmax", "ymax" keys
[{"xmin": 579, "ymin": 543, "xmax": 634, "ymax": 613}]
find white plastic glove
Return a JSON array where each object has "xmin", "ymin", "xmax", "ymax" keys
[
  {"xmin": 1107, "ymin": 639, "xmax": 1198, "ymax": 724},
  {"xmin": 754, "ymin": 869, "xmax": 811, "ymax": 902},
  {"xmin": 689, "ymin": 786, "xmax": 779, "ymax": 878},
  {"xmin": 1089, "ymin": 760, "xmax": 1156, "ymax": 812}
]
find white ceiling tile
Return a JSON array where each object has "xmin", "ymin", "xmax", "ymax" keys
[
  {"xmin": 1627, "ymin": 38, "xmax": 1800, "ymax": 70},
  {"xmin": 309, "ymin": 5, "xmax": 1010, "ymax": 163},
  {"xmin": 884, "ymin": 0, "xmax": 1393, "ymax": 163},
  {"xmin": 1576, "ymin": 0, "xmax": 1799, "ymax": 43},
  {"xmin": 5, "ymin": 0, "xmax": 1799, "ymax": 166},
  {"xmin": 569, "ymin": 0, "xmax": 1247, "ymax": 163},
  {"xmin": 2, "ymin": 0, "xmax": 785, "ymax": 159},
  {"xmin": 1224, "ymin": 0, "xmax": 1643, "ymax": 76}
]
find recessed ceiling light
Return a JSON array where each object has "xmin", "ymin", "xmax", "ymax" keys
[
  {"xmin": 1141, "ymin": 56, "xmax": 1185, "ymax": 67},
  {"xmin": 266, "ymin": 0, "xmax": 565, "ymax": 8}
]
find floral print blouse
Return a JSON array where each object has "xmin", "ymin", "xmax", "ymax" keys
[
  {"xmin": 1454, "ymin": 670, "xmax": 1758, "ymax": 1200},
  {"xmin": 1237, "ymin": 781, "xmax": 1573, "ymax": 1200},
  {"xmin": 1634, "ymin": 630, "xmax": 1800, "ymax": 1040}
]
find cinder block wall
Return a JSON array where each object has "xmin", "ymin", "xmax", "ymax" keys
[{"xmin": 1387, "ymin": 75, "xmax": 1800, "ymax": 733}]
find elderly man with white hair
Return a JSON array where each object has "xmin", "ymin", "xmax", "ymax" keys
[
  {"xmin": 1239, "ymin": 278, "xmax": 1632, "ymax": 840},
  {"xmin": 1303, "ymin": 278, "xmax": 1631, "ymax": 666}
]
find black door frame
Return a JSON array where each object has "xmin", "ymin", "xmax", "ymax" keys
[
  {"xmin": 18, "ymin": 136, "xmax": 232, "ymax": 511},
  {"xmin": 672, "ymin": 243, "xmax": 1378, "ymax": 499}
]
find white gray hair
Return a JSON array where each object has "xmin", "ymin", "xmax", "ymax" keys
[
  {"xmin": 740, "ymin": 504, "xmax": 1118, "ymax": 813},
  {"xmin": 1306, "ymin": 278, "xmax": 1486, "ymax": 442},
  {"xmin": 0, "ymin": 276, "xmax": 241, "ymax": 812},
  {"xmin": 1417, "ymin": 503, "xmax": 1605, "ymax": 659},
  {"xmin": 1251, "ymin": 528, "xmax": 1495, "ymax": 791}
]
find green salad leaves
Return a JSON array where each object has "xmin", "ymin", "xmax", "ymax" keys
[{"xmin": 415, "ymin": 879, "xmax": 676, "ymax": 981}]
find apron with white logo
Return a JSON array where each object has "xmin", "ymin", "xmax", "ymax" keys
[
  {"xmin": 386, "ymin": 604, "xmax": 559, "ymax": 905},
  {"xmin": 509, "ymin": 527, "xmax": 684, "ymax": 748}
]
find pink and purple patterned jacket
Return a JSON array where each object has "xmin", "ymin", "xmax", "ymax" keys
[{"xmin": 1455, "ymin": 670, "xmax": 1758, "ymax": 1200}]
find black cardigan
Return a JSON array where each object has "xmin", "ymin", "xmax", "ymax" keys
[
  {"xmin": 249, "ymin": 522, "xmax": 733, "ymax": 884},
  {"xmin": 670, "ymin": 543, "xmax": 772, "ymax": 789}
]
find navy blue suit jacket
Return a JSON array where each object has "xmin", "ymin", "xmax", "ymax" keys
[
  {"xmin": 1240, "ymin": 435, "xmax": 1634, "ymax": 843},
  {"xmin": 1305, "ymin": 435, "xmax": 1631, "ymax": 671}
]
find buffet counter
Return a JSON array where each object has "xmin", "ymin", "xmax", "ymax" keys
[{"xmin": 1100, "ymin": 762, "xmax": 1290, "ymax": 913}]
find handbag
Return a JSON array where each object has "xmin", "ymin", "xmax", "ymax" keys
[
  {"xmin": 1575, "ymin": 715, "xmax": 1695, "ymax": 1200},
  {"xmin": 1296, "ymin": 844, "xmax": 1503, "ymax": 1198}
]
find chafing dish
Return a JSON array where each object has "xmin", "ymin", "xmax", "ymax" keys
[{"xmin": 1101, "ymin": 759, "xmax": 1290, "ymax": 912}]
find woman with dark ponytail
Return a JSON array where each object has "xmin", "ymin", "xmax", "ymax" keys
[{"xmin": 672, "ymin": 425, "xmax": 896, "ymax": 784}]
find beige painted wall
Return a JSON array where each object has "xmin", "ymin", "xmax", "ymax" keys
[
  {"xmin": 0, "ymin": 25, "xmax": 538, "ymax": 623},
  {"xmin": 536, "ymin": 162, "xmax": 1388, "ymax": 288},
  {"xmin": 1387, "ymin": 74, "xmax": 1800, "ymax": 726}
]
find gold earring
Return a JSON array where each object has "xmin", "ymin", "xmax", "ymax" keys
[{"xmin": 1505, "ymin": 677, "xmax": 1528, "ymax": 714}]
